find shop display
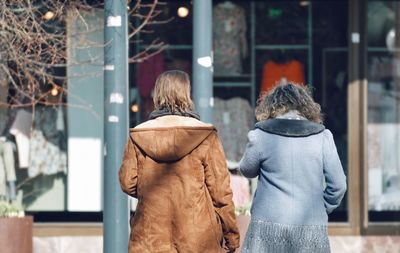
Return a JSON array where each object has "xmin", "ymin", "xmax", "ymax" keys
[
  {"xmin": 0, "ymin": 139, "xmax": 16, "ymax": 201},
  {"xmin": 255, "ymin": 2, "xmax": 308, "ymax": 45},
  {"xmin": 367, "ymin": 1, "xmax": 394, "ymax": 47},
  {"xmin": 213, "ymin": 97, "xmax": 253, "ymax": 167},
  {"xmin": 137, "ymin": 53, "xmax": 165, "ymax": 99},
  {"xmin": 9, "ymin": 109, "xmax": 32, "ymax": 168},
  {"xmin": 29, "ymin": 106, "xmax": 67, "ymax": 178},
  {"xmin": 0, "ymin": 109, "xmax": 21, "ymax": 201},
  {"xmin": 260, "ymin": 55, "xmax": 305, "ymax": 94},
  {"xmin": 213, "ymin": 1, "xmax": 247, "ymax": 76},
  {"xmin": 368, "ymin": 80, "xmax": 400, "ymax": 211},
  {"xmin": 137, "ymin": 52, "xmax": 165, "ymax": 121}
]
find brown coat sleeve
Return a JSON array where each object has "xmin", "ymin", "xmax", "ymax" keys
[
  {"xmin": 204, "ymin": 132, "xmax": 240, "ymax": 251},
  {"xmin": 119, "ymin": 138, "xmax": 138, "ymax": 198}
]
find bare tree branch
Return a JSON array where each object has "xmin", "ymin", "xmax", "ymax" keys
[{"xmin": 1, "ymin": 0, "xmax": 168, "ymax": 108}]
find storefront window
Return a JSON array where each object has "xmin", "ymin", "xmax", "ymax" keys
[
  {"xmin": 0, "ymin": 105, "xmax": 68, "ymax": 212},
  {"xmin": 0, "ymin": 9, "xmax": 105, "ymax": 222},
  {"xmin": 255, "ymin": 1, "xmax": 308, "ymax": 45},
  {"xmin": 132, "ymin": 0, "xmax": 349, "ymax": 222},
  {"xmin": 254, "ymin": 1, "xmax": 349, "ymax": 221},
  {"xmin": 0, "ymin": 0, "xmax": 354, "ymax": 221},
  {"xmin": 313, "ymin": 1, "xmax": 349, "ymax": 221},
  {"xmin": 132, "ymin": 1, "xmax": 193, "ymax": 123},
  {"xmin": 367, "ymin": 0, "xmax": 400, "ymax": 222}
]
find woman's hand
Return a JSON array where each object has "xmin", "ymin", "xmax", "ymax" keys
[{"xmin": 224, "ymin": 246, "xmax": 236, "ymax": 253}]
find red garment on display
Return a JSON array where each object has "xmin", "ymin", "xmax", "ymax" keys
[
  {"xmin": 137, "ymin": 53, "xmax": 165, "ymax": 98},
  {"xmin": 137, "ymin": 53, "xmax": 165, "ymax": 120},
  {"xmin": 260, "ymin": 60, "xmax": 305, "ymax": 93}
]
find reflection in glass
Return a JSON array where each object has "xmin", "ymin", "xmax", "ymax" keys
[
  {"xmin": 367, "ymin": 1, "xmax": 400, "ymax": 216},
  {"xmin": 368, "ymin": 51, "xmax": 400, "ymax": 211}
]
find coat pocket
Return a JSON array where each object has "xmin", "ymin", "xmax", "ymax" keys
[{"xmin": 204, "ymin": 186, "xmax": 224, "ymax": 247}]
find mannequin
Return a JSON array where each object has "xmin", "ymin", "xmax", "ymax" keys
[{"xmin": 0, "ymin": 108, "xmax": 17, "ymax": 201}]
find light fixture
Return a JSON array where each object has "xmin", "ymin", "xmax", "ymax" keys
[
  {"xmin": 43, "ymin": 11, "xmax": 55, "ymax": 21},
  {"xmin": 386, "ymin": 28, "xmax": 395, "ymax": 53},
  {"xmin": 177, "ymin": 7, "xmax": 189, "ymax": 18},
  {"xmin": 299, "ymin": 1, "xmax": 310, "ymax": 7},
  {"xmin": 50, "ymin": 87, "xmax": 59, "ymax": 96},
  {"xmin": 131, "ymin": 104, "xmax": 139, "ymax": 113}
]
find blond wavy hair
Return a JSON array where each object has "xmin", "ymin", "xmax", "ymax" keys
[
  {"xmin": 255, "ymin": 83, "xmax": 323, "ymax": 123},
  {"xmin": 153, "ymin": 70, "xmax": 195, "ymax": 113}
]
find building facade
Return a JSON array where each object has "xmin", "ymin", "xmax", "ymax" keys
[{"xmin": 1, "ymin": 0, "xmax": 399, "ymax": 251}]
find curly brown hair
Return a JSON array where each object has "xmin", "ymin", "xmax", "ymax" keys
[{"xmin": 255, "ymin": 83, "xmax": 323, "ymax": 123}]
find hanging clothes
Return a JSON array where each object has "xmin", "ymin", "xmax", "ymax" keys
[
  {"xmin": 9, "ymin": 109, "xmax": 32, "ymax": 168},
  {"xmin": 0, "ymin": 140, "xmax": 16, "ymax": 197},
  {"xmin": 0, "ymin": 67, "xmax": 8, "ymax": 131},
  {"xmin": 28, "ymin": 106, "xmax": 67, "ymax": 177},
  {"xmin": 213, "ymin": 1, "xmax": 247, "ymax": 76},
  {"xmin": 260, "ymin": 60, "xmax": 305, "ymax": 94},
  {"xmin": 137, "ymin": 53, "xmax": 165, "ymax": 121},
  {"xmin": 0, "ymin": 110, "xmax": 7, "ymax": 137},
  {"xmin": 0, "ymin": 108, "xmax": 17, "ymax": 139},
  {"xmin": 213, "ymin": 97, "xmax": 253, "ymax": 167},
  {"xmin": 137, "ymin": 53, "xmax": 165, "ymax": 98}
]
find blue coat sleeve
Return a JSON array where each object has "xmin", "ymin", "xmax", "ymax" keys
[
  {"xmin": 322, "ymin": 130, "xmax": 347, "ymax": 214},
  {"xmin": 239, "ymin": 130, "xmax": 261, "ymax": 178}
]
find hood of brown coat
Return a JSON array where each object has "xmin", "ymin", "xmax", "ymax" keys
[{"xmin": 130, "ymin": 116, "xmax": 215, "ymax": 162}]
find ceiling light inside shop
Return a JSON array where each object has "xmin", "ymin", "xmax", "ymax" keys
[
  {"xmin": 43, "ymin": 11, "xmax": 55, "ymax": 20},
  {"xmin": 300, "ymin": 1, "xmax": 310, "ymax": 7},
  {"xmin": 50, "ymin": 87, "xmax": 59, "ymax": 96},
  {"xmin": 177, "ymin": 7, "xmax": 189, "ymax": 18},
  {"xmin": 131, "ymin": 104, "xmax": 139, "ymax": 113}
]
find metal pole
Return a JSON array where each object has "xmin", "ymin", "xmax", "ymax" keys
[
  {"xmin": 104, "ymin": 0, "xmax": 129, "ymax": 252},
  {"xmin": 192, "ymin": 0, "xmax": 213, "ymax": 123}
]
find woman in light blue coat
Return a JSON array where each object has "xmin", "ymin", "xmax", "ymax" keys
[{"xmin": 240, "ymin": 83, "xmax": 347, "ymax": 253}]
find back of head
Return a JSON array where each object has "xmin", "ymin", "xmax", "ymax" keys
[
  {"xmin": 255, "ymin": 83, "xmax": 322, "ymax": 123},
  {"xmin": 153, "ymin": 70, "xmax": 195, "ymax": 114}
]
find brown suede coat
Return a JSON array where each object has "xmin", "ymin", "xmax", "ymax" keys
[{"xmin": 119, "ymin": 116, "xmax": 240, "ymax": 253}]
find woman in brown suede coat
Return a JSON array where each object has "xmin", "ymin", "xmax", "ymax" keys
[{"xmin": 119, "ymin": 70, "xmax": 240, "ymax": 253}]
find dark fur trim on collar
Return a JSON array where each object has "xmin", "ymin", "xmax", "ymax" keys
[
  {"xmin": 255, "ymin": 119, "xmax": 325, "ymax": 137},
  {"xmin": 149, "ymin": 108, "xmax": 200, "ymax": 120}
]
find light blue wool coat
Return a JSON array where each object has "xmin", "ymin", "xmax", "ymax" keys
[{"xmin": 239, "ymin": 115, "xmax": 347, "ymax": 253}]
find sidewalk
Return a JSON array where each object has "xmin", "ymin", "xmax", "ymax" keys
[{"xmin": 33, "ymin": 235, "xmax": 400, "ymax": 253}]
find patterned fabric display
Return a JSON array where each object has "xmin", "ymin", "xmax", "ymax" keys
[
  {"xmin": 29, "ymin": 106, "xmax": 67, "ymax": 177},
  {"xmin": 213, "ymin": 97, "xmax": 253, "ymax": 167},
  {"xmin": 213, "ymin": 2, "xmax": 247, "ymax": 76}
]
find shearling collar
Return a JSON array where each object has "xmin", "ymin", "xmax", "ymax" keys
[
  {"xmin": 149, "ymin": 108, "xmax": 200, "ymax": 120},
  {"xmin": 255, "ymin": 118, "xmax": 325, "ymax": 137},
  {"xmin": 276, "ymin": 110, "xmax": 307, "ymax": 120}
]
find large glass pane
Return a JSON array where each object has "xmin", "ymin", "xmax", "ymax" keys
[
  {"xmin": 132, "ymin": 0, "xmax": 350, "ymax": 223},
  {"xmin": 132, "ymin": 1, "xmax": 193, "ymax": 123},
  {"xmin": 254, "ymin": 1, "xmax": 349, "ymax": 221},
  {"xmin": 0, "ymin": 9, "xmax": 105, "ymax": 222},
  {"xmin": 367, "ymin": 0, "xmax": 400, "ymax": 221},
  {"xmin": 137, "ymin": 1, "xmax": 193, "ymax": 46},
  {"xmin": 255, "ymin": 1, "xmax": 308, "ymax": 45},
  {"xmin": 313, "ymin": 1, "xmax": 349, "ymax": 222}
]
